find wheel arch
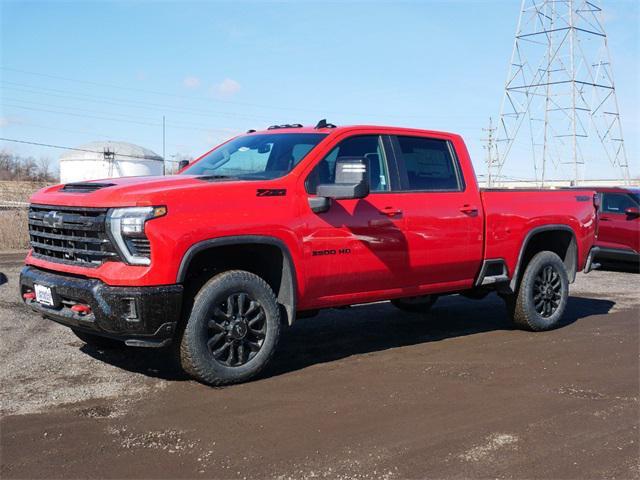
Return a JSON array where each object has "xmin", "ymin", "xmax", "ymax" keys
[
  {"xmin": 177, "ymin": 236, "xmax": 298, "ymax": 325},
  {"xmin": 510, "ymin": 225, "xmax": 578, "ymax": 291}
]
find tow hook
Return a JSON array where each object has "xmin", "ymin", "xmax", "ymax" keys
[{"xmin": 71, "ymin": 304, "xmax": 92, "ymax": 316}]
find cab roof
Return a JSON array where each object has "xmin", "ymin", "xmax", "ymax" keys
[
  {"xmin": 245, "ymin": 123, "xmax": 459, "ymax": 138},
  {"xmin": 592, "ymin": 186, "xmax": 640, "ymax": 194}
]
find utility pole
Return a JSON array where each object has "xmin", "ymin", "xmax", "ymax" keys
[
  {"xmin": 483, "ymin": 117, "xmax": 497, "ymax": 187},
  {"xmin": 491, "ymin": 0, "xmax": 630, "ymax": 186},
  {"xmin": 162, "ymin": 115, "xmax": 166, "ymax": 175}
]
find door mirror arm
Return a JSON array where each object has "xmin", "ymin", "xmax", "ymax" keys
[{"xmin": 308, "ymin": 196, "xmax": 331, "ymax": 213}]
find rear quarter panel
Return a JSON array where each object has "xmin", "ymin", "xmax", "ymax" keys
[{"xmin": 481, "ymin": 189, "xmax": 597, "ymax": 278}]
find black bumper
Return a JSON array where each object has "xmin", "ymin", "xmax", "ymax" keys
[{"xmin": 20, "ymin": 266, "xmax": 183, "ymax": 346}]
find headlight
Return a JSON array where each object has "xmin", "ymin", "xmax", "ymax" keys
[{"xmin": 107, "ymin": 206, "xmax": 166, "ymax": 265}]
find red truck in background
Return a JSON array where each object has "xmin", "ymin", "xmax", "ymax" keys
[
  {"xmin": 20, "ymin": 122, "xmax": 600, "ymax": 385},
  {"xmin": 593, "ymin": 187, "xmax": 640, "ymax": 270}
]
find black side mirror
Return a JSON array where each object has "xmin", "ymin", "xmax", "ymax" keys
[
  {"xmin": 624, "ymin": 206, "xmax": 640, "ymax": 217},
  {"xmin": 0, "ymin": 273, "xmax": 7, "ymax": 286},
  {"xmin": 316, "ymin": 157, "xmax": 370, "ymax": 200},
  {"xmin": 178, "ymin": 160, "xmax": 190, "ymax": 171}
]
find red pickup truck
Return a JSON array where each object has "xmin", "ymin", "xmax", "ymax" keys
[
  {"xmin": 20, "ymin": 122, "xmax": 600, "ymax": 385},
  {"xmin": 593, "ymin": 187, "xmax": 639, "ymax": 270}
]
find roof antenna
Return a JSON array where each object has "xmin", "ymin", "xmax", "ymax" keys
[{"xmin": 315, "ymin": 119, "xmax": 336, "ymax": 129}]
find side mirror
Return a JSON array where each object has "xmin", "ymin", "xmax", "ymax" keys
[
  {"xmin": 624, "ymin": 206, "xmax": 640, "ymax": 217},
  {"xmin": 178, "ymin": 160, "xmax": 190, "ymax": 171},
  {"xmin": 0, "ymin": 272, "xmax": 7, "ymax": 286},
  {"xmin": 316, "ymin": 157, "xmax": 370, "ymax": 200}
]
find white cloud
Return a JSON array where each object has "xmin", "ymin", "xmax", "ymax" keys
[
  {"xmin": 183, "ymin": 76, "xmax": 201, "ymax": 89},
  {"xmin": 212, "ymin": 78, "xmax": 241, "ymax": 98},
  {"xmin": 0, "ymin": 117, "xmax": 9, "ymax": 128}
]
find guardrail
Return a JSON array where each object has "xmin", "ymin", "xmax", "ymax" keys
[{"xmin": 0, "ymin": 201, "xmax": 29, "ymax": 211}]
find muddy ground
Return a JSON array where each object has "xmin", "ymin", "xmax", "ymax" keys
[{"xmin": 0, "ymin": 253, "xmax": 638, "ymax": 479}]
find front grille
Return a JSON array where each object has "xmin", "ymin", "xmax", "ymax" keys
[{"xmin": 28, "ymin": 205, "xmax": 118, "ymax": 266}]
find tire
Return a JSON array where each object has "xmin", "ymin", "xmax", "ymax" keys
[
  {"xmin": 72, "ymin": 329, "xmax": 124, "ymax": 349},
  {"xmin": 180, "ymin": 270, "xmax": 281, "ymax": 386},
  {"xmin": 508, "ymin": 251, "xmax": 569, "ymax": 331},
  {"xmin": 391, "ymin": 295, "xmax": 437, "ymax": 313}
]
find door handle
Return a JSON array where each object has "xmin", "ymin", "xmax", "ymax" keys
[
  {"xmin": 599, "ymin": 217, "xmax": 611, "ymax": 221},
  {"xmin": 380, "ymin": 207, "xmax": 402, "ymax": 217},
  {"xmin": 460, "ymin": 205, "xmax": 478, "ymax": 215}
]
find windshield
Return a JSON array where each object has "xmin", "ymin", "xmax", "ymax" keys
[{"xmin": 182, "ymin": 133, "xmax": 327, "ymax": 180}]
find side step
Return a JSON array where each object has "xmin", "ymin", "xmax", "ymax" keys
[{"xmin": 476, "ymin": 259, "xmax": 510, "ymax": 287}]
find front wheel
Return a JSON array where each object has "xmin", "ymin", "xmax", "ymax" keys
[
  {"xmin": 180, "ymin": 270, "xmax": 281, "ymax": 386},
  {"xmin": 507, "ymin": 251, "xmax": 569, "ymax": 331}
]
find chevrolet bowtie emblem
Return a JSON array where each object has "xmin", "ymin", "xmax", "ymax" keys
[{"xmin": 43, "ymin": 211, "xmax": 64, "ymax": 229}]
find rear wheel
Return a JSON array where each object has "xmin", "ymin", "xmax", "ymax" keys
[
  {"xmin": 72, "ymin": 329, "xmax": 124, "ymax": 349},
  {"xmin": 391, "ymin": 295, "xmax": 437, "ymax": 313},
  {"xmin": 507, "ymin": 251, "xmax": 569, "ymax": 331},
  {"xmin": 180, "ymin": 270, "xmax": 281, "ymax": 386}
]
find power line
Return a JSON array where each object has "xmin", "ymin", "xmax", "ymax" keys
[
  {"xmin": 0, "ymin": 81, "xmax": 275, "ymax": 122},
  {"xmin": 1, "ymin": 102, "xmax": 239, "ymax": 133},
  {"xmin": 0, "ymin": 66, "xmax": 461, "ymax": 120},
  {"xmin": 0, "ymin": 137, "xmax": 183, "ymax": 162}
]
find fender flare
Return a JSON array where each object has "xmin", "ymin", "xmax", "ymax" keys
[
  {"xmin": 509, "ymin": 224, "xmax": 578, "ymax": 291},
  {"xmin": 177, "ymin": 235, "xmax": 298, "ymax": 324}
]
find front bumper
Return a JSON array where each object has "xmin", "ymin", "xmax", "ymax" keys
[{"xmin": 20, "ymin": 266, "xmax": 183, "ymax": 346}]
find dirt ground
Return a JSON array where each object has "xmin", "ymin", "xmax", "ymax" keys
[{"xmin": 0, "ymin": 253, "xmax": 638, "ymax": 479}]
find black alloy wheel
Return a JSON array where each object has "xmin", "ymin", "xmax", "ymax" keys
[
  {"xmin": 533, "ymin": 265, "xmax": 562, "ymax": 317},
  {"xmin": 207, "ymin": 293, "xmax": 267, "ymax": 367}
]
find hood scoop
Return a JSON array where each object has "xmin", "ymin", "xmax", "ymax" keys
[{"xmin": 61, "ymin": 182, "xmax": 116, "ymax": 193}]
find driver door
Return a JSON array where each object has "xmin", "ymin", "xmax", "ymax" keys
[{"xmin": 300, "ymin": 135, "xmax": 409, "ymax": 302}]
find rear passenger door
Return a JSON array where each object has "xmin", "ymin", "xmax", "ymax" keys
[{"xmin": 388, "ymin": 135, "xmax": 483, "ymax": 289}]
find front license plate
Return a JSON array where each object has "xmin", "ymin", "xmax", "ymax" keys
[{"xmin": 34, "ymin": 284, "xmax": 54, "ymax": 306}]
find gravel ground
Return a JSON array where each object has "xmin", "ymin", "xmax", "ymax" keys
[
  {"xmin": 0, "ymin": 253, "xmax": 638, "ymax": 479},
  {"xmin": 0, "ymin": 253, "xmax": 169, "ymax": 417}
]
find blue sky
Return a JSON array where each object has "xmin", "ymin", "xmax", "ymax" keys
[{"xmin": 1, "ymin": 0, "xmax": 638, "ymax": 180}]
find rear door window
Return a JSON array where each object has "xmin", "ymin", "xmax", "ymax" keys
[{"xmin": 392, "ymin": 136, "xmax": 464, "ymax": 192}]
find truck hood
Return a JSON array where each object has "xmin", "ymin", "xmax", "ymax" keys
[{"xmin": 29, "ymin": 175, "xmax": 263, "ymax": 208}]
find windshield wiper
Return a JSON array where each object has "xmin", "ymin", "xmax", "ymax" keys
[{"xmin": 198, "ymin": 174, "xmax": 238, "ymax": 180}]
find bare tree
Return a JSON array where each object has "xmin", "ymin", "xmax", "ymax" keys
[{"xmin": 0, "ymin": 150, "xmax": 58, "ymax": 182}]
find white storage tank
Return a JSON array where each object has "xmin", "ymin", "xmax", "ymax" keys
[{"xmin": 59, "ymin": 141, "xmax": 164, "ymax": 183}]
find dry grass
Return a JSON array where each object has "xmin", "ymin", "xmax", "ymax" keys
[
  {"xmin": 0, "ymin": 181, "xmax": 49, "ymax": 203},
  {"xmin": 0, "ymin": 209, "xmax": 30, "ymax": 250},
  {"xmin": 0, "ymin": 181, "xmax": 51, "ymax": 251}
]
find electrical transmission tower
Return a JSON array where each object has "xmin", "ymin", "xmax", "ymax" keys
[{"xmin": 488, "ymin": 0, "xmax": 630, "ymax": 186}]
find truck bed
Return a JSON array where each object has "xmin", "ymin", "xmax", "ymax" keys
[{"xmin": 480, "ymin": 188, "xmax": 596, "ymax": 280}]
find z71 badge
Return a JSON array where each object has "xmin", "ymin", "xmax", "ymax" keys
[{"xmin": 256, "ymin": 189, "xmax": 286, "ymax": 197}]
